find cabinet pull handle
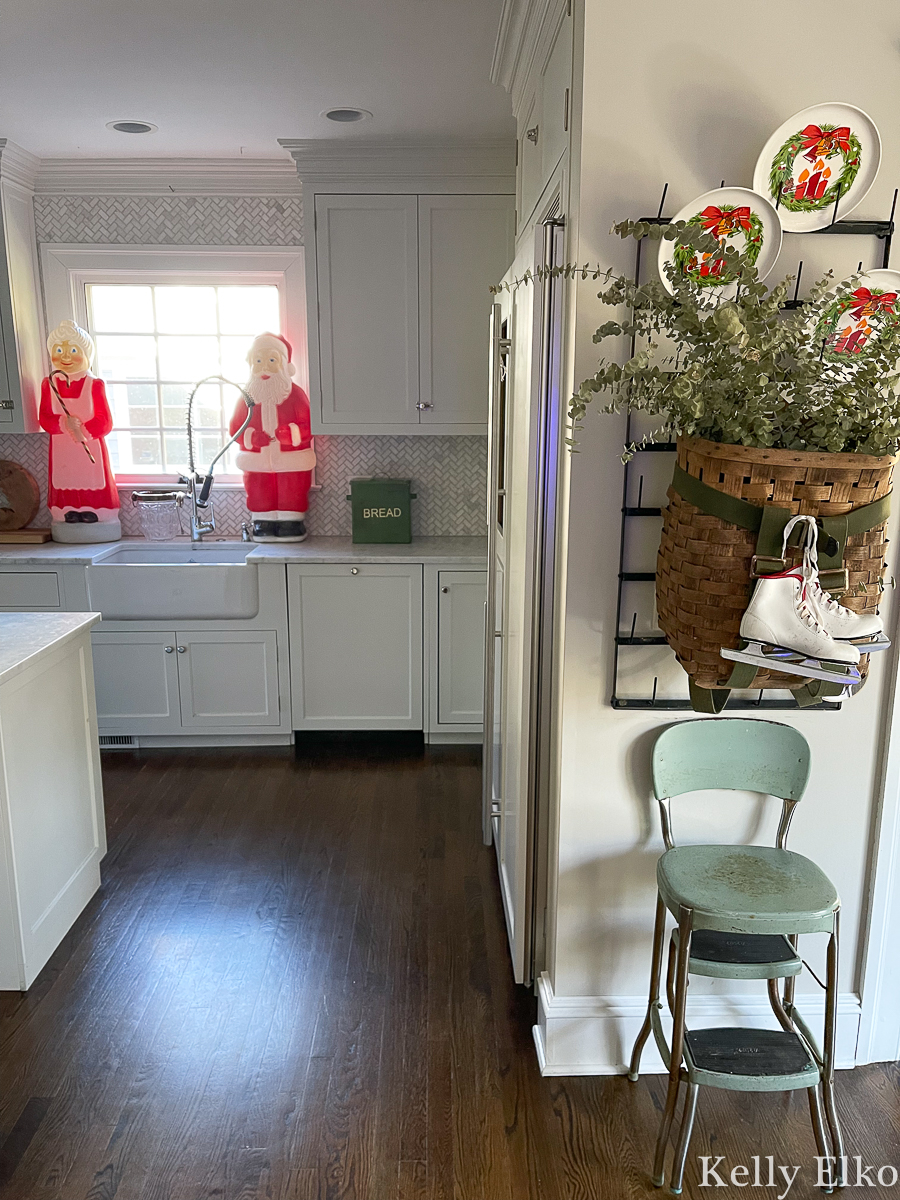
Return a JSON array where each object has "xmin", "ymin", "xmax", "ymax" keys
[
  {"xmin": 441, "ymin": 587, "xmax": 449, "ymax": 593},
  {"xmin": 164, "ymin": 645, "xmax": 174, "ymax": 653},
  {"xmin": 350, "ymin": 567, "xmax": 359, "ymax": 574},
  {"xmin": 176, "ymin": 645, "xmax": 186, "ymax": 653}
]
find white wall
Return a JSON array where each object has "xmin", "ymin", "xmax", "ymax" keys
[{"xmin": 543, "ymin": 0, "xmax": 900, "ymax": 1071}]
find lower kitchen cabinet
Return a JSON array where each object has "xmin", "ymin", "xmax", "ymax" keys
[
  {"xmin": 92, "ymin": 632, "xmax": 181, "ymax": 733},
  {"xmin": 92, "ymin": 629, "xmax": 281, "ymax": 733},
  {"xmin": 427, "ymin": 568, "xmax": 486, "ymax": 735},
  {"xmin": 288, "ymin": 563, "xmax": 423, "ymax": 729}
]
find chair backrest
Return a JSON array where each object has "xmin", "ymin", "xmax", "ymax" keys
[{"xmin": 651, "ymin": 719, "xmax": 811, "ymax": 849}]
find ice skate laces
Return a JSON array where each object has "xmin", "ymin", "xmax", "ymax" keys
[
  {"xmin": 780, "ymin": 515, "xmax": 827, "ymax": 630},
  {"xmin": 781, "ymin": 514, "xmax": 848, "ymax": 617}
]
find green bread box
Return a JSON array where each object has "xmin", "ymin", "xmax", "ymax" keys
[{"xmin": 347, "ymin": 477, "xmax": 417, "ymax": 543}]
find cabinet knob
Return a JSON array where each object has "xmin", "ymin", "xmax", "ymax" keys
[
  {"xmin": 164, "ymin": 645, "xmax": 174, "ymax": 653},
  {"xmin": 526, "ymin": 124, "xmax": 539, "ymax": 144},
  {"xmin": 176, "ymin": 645, "xmax": 186, "ymax": 653},
  {"xmin": 441, "ymin": 587, "xmax": 449, "ymax": 593},
  {"xmin": 415, "ymin": 402, "xmax": 434, "ymax": 410},
  {"xmin": 350, "ymin": 567, "xmax": 359, "ymax": 575}
]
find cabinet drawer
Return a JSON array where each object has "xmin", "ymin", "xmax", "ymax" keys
[{"xmin": 0, "ymin": 571, "xmax": 60, "ymax": 609}]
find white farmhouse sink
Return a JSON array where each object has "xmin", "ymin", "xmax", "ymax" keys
[{"xmin": 86, "ymin": 542, "xmax": 259, "ymax": 620}]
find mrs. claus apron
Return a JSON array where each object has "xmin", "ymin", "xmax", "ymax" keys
[{"xmin": 47, "ymin": 373, "xmax": 119, "ymax": 520}]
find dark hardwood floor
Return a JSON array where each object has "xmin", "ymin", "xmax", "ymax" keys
[{"xmin": 0, "ymin": 741, "xmax": 898, "ymax": 1199}]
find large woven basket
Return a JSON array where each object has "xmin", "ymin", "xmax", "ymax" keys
[{"xmin": 656, "ymin": 436, "xmax": 894, "ymax": 690}]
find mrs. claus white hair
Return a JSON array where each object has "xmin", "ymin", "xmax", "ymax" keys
[{"xmin": 47, "ymin": 319, "xmax": 95, "ymax": 365}]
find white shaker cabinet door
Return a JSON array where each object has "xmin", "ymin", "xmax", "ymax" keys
[
  {"xmin": 175, "ymin": 631, "xmax": 280, "ymax": 727},
  {"xmin": 417, "ymin": 196, "xmax": 515, "ymax": 428},
  {"xmin": 436, "ymin": 570, "xmax": 487, "ymax": 725},
  {"xmin": 91, "ymin": 631, "xmax": 181, "ymax": 733},
  {"xmin": 289, "ymin": 564, "xmax": 423, "ymax": 729},
  {"xmin": 314, "ymin": 194, "xmax": 420, "ymax": 428}
]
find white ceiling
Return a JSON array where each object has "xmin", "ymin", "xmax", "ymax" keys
[{"xmin": 0, "ymin": 0, "xmax": 514, "ymax": 159}]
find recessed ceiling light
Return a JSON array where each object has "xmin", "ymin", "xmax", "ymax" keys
[
  {"xmin": 106, "ymin": 120, "xmax": 158, "ymax": 135},
  {"xmin": 322, "ymin": 108, "xmax": 372, "ymax": 124}
]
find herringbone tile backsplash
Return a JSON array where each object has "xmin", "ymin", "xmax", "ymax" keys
[
  {"xmin": 0, "ymin": 433, "xmax": 487, "ymax": 537},
  {"xmin": 2, "ymin": 192, "xmax": 487, "ymax": 537},
  {"xmin": 34, "ymin": 195, "xmax": 303, "ymax": 246}
]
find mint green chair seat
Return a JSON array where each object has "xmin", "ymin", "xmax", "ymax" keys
[
  {"xmin": 628, "ymin": 719, "xmax": 844, "ymax": 1196},
  {"xmin": 658, "ymin": 844, "xmax": 839, "ymax": 935}
]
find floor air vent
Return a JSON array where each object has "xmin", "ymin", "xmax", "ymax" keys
[{"xmin": 98, "ymin": 735, "xmax": 137, "ymax": 749}]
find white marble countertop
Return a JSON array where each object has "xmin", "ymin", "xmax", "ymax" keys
[
  {"xmin": 247, "ymin": 536, "xmax": 487, "ymax": 564},
  {"xmin": 0, "ymin": 612, "xmax": 101, "ymax": 687},
  {"xmin": 0, "ymin": 535, "xmax": 488, "ymax": 566}
]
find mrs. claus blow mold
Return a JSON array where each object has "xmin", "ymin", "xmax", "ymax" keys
[
  {"xmin": 38, "ymin": 320, "xmax": 121, "ymax": 543},
  {"xmin": 228, "ymin": 332, "xmax": 315, "ymax": 543}
]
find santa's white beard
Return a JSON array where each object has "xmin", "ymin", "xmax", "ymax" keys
[{"xmin": 245, "ymin": 371, "xmax": 291, "ymax": 436}]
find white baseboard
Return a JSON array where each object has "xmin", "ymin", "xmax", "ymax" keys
[
  {"xmin": 424, "ymin": 731, "xmax": 483, "ymax": 744},
  {"xmin": 534, "ymin": 972, "xmax": 862, "ymax": 1076}
]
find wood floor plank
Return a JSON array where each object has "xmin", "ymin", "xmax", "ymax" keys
[{"xmin": 0, "ymin": 743, "xmax": 898, "ymax": 1200}]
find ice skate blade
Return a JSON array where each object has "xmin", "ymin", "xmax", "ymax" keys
[
  {"xmin": 845, "ymin": 631, "xmax": 891, "ymax": 652},
  {"xmin": 721, "ymin": 643, "xmax": 862, "ymax": 687}
]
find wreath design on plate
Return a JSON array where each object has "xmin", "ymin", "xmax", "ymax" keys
[
  {"xmin": 812, "ymin": 285, "xmax": 899, "ymax": 363},
  {"xmin": 671, "ymin": 204, "xmax": 764, "ymax": 287},
  {"xmin": 768, "ymin": 123, "xmax": 862, "ymax": 214}
]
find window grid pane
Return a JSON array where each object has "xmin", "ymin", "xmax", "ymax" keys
[{"xmin": 86, "ymin": 283, "xmax": 280, "ymax": 476}]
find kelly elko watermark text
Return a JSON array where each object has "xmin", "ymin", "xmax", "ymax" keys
[{"xmin": 699, "ymin": 1155, "xmax": 900, "ymax": 1197}]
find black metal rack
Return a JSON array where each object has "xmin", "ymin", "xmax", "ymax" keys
[{"xmin": 610, "ymin": 183, "xmax": 897, "ymax": 710}]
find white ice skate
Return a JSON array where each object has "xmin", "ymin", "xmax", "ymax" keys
[
  {"xmin": 789, "ymin": 515, "xmax": 889, "ymax": 653},
  {"xmin": 721, "ymin": 516, "xmax": 864, "ymax": 688}
]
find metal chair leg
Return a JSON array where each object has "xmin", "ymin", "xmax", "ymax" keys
[
  {"xmin": 665, "ymin": 933, "xmax": 677, "ymax": 1015},
  {"xmin": 821, "ymin": 914, "xmax": 845, "ymax": 1188},
  {"xmin": 629, "ymin": 893, "xmax": 667, "ymax": 1081},
  {"xmin": 652, "ymin": 906, "xmax": 693, "ymax": 1188},
  {"xmin": 767, "ymin": 977, "xmax": 793, "ymax": 1032},
  {"xmin": 670, "ymin": 1082, "xmax": 699, "ymax": 1195},
  {"xmin": 807, "ymin": 1083, "xmax": 834, "ymax": 1194},
  {"xmin": 784, "ymin": 934, "xmax": 799, "ymax": 1024}
]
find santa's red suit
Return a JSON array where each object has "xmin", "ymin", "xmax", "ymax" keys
[
  {"xmin": 228, "ymin": 382, "xmax": 316, "ymax": 518},
  {"xmin": 38, "ymin": 373, "xmax": 119, "ymax": 520}
]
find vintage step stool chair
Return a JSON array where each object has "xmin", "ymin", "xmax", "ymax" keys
[{"xmin": 629, "ymin": 718, "xmax": 844, "ymax": 1194}]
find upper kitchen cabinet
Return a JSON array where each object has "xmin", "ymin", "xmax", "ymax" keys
[
  {"xmin": 314, "ymin": 194, "xmax": 421, "ymax": 429},
  {"xmin": 492, "ymin": 0, "xmax": 573, "ymax": 233},
  {"xmin": 417, "ymin": 195, "xmax": 516, "ymax": 428},
  {"xmin": 313, "ymin": 193, "xmax": 514, "ymax": 434},
  {"xmin": 280, "ymin": 140, "xmax": 516, "ymax": 436},
  {"xmin": 0, "ymin": 142, "xmax": 44, "ymax": 433}
]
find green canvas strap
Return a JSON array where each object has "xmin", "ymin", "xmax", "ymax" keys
[
  {"xmin": 671, "ymin": 462, "xmax": 891, "ymax": 553},
  {"xmin": 670, "ymin": 463, "xmax": 891, "ymax": 711}
]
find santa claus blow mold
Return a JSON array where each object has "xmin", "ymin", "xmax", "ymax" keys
[
  {"xmin": 228, "ymin": 332, "xmax": 315, "ymax": 542},
  {"xmin": 38, "ymin": 319, "xmax": 121, "ymax": 543}
]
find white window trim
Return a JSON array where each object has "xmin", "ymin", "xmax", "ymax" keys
[{"xmin": 39, "ymin": 243, "xmax": 306, "ymax": 485}]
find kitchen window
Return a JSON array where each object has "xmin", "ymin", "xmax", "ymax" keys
[
  {"xmin": 86, "ymin": 283, "xmax": 280, "ymax": 477},
  {"xmin": 39, "ymin": 245, "xmax": 306, "ymax": 483}
]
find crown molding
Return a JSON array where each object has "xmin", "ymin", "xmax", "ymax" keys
[
  {"xmin": 278, "ymin": 137, "xmax": 515, "ymax": 190},
  {"xmin": 490, "ymin": 0, "xmax": 568, "ymax": 116},
  {"xmin": 0, "ymin": 140, "xmax": 41, "ymax": 191},
  {"xmin": 31, "ymin": 157, "xmax": 301, "ymax": 195}
]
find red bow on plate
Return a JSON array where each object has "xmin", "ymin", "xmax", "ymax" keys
[
  {"xmin": 699, "ymin": 205, "xmax": 751, "ymax": 237},
  {"xmin": 849, "ymin": 287, "xmax": 898, "ymax": 320},
  {"xmin": 800, "ymin": 125, "xmax": 852, "ymax": 163}
]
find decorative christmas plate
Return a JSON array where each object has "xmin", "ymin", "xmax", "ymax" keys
[
  {"xmin": 753, "ymin": 103, "xmax": 881, "ymax": 233},
  {"xmin": 657, "ymin": 187, "xmax": 782, "ymax": 297},
  {"xmin": 810, "ymin": 269, "xmax": 900, "ymax": 364}
]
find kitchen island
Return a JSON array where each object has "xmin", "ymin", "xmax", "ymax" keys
[{"xmin": 0, "ymin": 612, "xmax": 105, "ymax": 989}]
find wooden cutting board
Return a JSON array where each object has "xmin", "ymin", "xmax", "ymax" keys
[{"xmin": 0, "ymin": 459, "xmax": 41, "ymax": 533}]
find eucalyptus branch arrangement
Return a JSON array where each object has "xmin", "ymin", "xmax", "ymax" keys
[{"xmin": 497, "ymin": 220, "xmax": 900, "ymax": 458}]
